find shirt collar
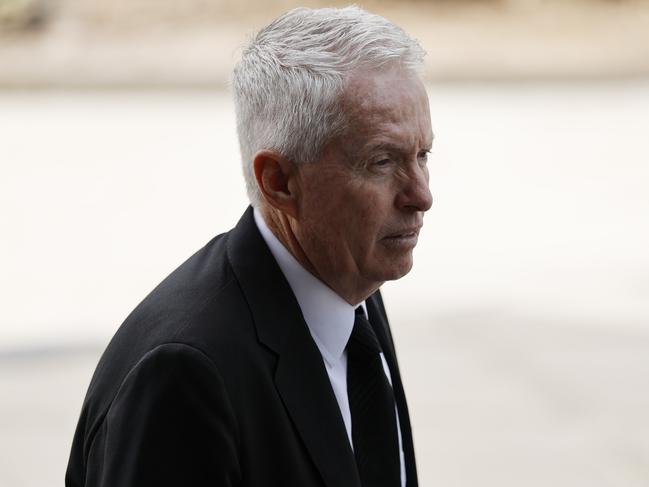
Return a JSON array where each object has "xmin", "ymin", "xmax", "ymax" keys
[{"xmin": 253, "ymin": 208, "xmax": 366, "ymax": 365}]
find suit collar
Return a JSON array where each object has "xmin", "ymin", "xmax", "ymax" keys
[
  {"xmin": 226, "ymin": 206, "xmax": 295, "ymax": 354},
  {"xmin": 227, "ymin": 207, "xmax": 361, "ymax": 487}
]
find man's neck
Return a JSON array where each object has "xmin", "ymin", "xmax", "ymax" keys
[{"xmin": 256, "ymin": 204, "xmax": 381, "ymax": 305}]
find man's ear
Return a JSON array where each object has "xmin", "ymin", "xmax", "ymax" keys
[{"xmin": 253, "ymin": 150, "xmax": 299, "ymax": 218}]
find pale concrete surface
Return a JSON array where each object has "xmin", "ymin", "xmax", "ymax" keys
[
  {"xmin": 395, "ymin": 314, "xmax": 649, "ymax": 486},
  {"xmin": 0, "ymin": 348, "xmax": 98, "ymax": 487}
]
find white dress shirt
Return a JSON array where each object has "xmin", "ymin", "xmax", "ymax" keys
[{"xmin": 253, "ymin": 209, "xmax": 406, "ymax": 487}]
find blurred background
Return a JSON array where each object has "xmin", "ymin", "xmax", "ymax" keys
[{"xmin": 1, "ymin": 0, "xmax": 648, "ymax": 485}]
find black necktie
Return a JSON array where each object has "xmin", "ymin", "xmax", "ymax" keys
[{"xmin": 347, "ymin": 306, "xmax": 400, "ymax": 487}]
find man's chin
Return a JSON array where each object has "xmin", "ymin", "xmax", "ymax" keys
[{"xmin": 375, "ymin": 255, "xmax": 414, "ymax": 283}]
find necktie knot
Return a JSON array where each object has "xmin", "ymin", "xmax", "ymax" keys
[{"xmin": 348, "ymin": 307, "xmax": 382, "ymax": 356}]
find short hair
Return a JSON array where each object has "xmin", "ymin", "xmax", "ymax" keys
[{"xmin": 232, "ymin": 6, "xmax": 426, "ymax": 206}]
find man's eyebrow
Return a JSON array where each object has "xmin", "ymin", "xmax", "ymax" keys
[
  {"xmin": 365, "ymin": 139, "xmax": 434, "ymax": 153},
  {"xmin": 365, "ymin": 142, "xmax": 404, "ymax": 153}
]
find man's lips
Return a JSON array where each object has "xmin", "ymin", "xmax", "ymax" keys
[
  {"xmin": 381, "ymin": 226, "xmax": 423, "ymax": 249},
  {"xmin": 383, "ymin": 226, "xmax": 422, "ymax": 239}
]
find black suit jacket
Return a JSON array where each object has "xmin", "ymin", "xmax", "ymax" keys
[{"xmin": 66, "ymin": 207, "xmax": 418, "ymax": 487}]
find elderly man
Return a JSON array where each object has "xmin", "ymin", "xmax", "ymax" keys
[{"xmin": 66, "ymin": 6, "xmax": 432, "ymax": 487}]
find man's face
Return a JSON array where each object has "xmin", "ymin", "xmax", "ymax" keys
[{"xmin": 290, "ymin": 68, "xmax": 433, "ymax": 302}]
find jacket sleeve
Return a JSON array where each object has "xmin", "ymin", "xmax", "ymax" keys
[{"xmin": 84, "ymin": 343, "xmax": 241, "ymax": 487}]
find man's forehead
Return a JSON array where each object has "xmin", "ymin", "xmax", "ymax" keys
[
  {"xmin": 337, "ymin": 73, "xmax": 431, "ymax": 139},
  {"xmin": 341, "ymin": 69, "xmax": 428, "ymax": 112}
]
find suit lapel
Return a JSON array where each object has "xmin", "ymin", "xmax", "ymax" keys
[
  {"xmin": 274, "ymin": 326, "xmax": 361, "ymax": 487},
  {"xmin": 227, "ymin": 208, "xmax": 361, "ymax": 487},
  {"xmin": 367, "ymin": 293, "xmax": 419, "ymax": 487}
]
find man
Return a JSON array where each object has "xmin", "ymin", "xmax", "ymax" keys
[{"xmin": 66, "ymin": 6, "xmax": 433, "ymax": 487}]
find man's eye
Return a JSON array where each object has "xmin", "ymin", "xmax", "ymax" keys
[
  {"xmin": 373, "ymin": 159, "xmax": 391, "ymax": 167},
  {"xmin": 418, "ymin": 150, "xmax": 430, "ymax": 165}
]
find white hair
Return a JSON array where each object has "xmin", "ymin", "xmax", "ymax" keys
[{"xmin": 232, "ymin": 5, "xmax": 426, "ymax": 206}]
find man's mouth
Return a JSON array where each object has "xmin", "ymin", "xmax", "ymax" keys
[
  {"xmin": 384, "ymin": 226, "xmax": 422, "ymax": 239},
  {"xmin": 382, "ymin": 226, "xmax": 422, "ymax": 247}
]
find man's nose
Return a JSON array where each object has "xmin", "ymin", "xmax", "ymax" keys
[{"xmin": 396, "ymin": 164, "xmax": 433, "ymax": 212}]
